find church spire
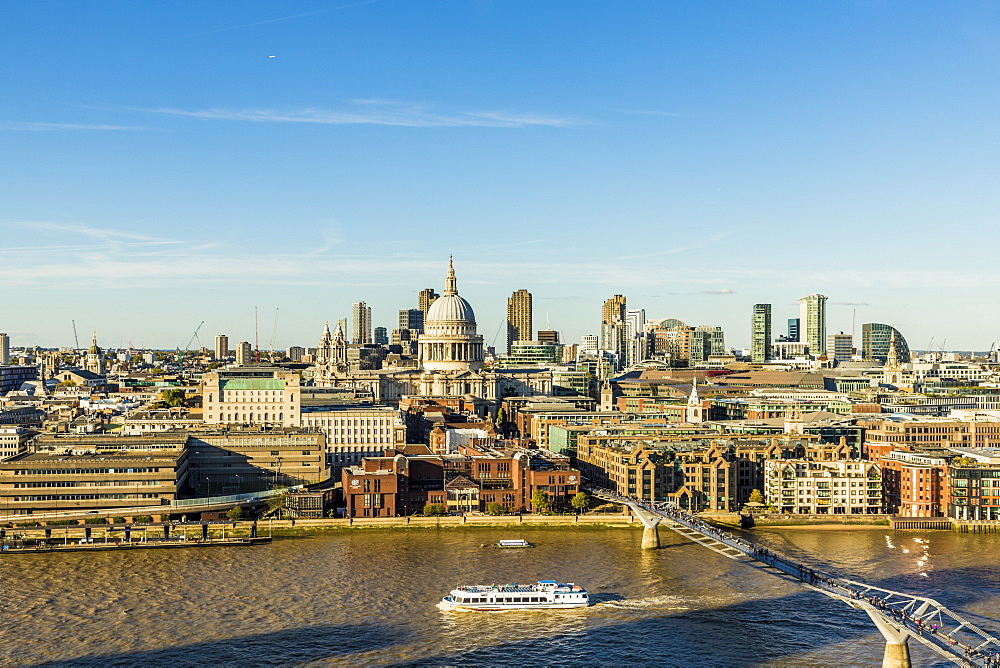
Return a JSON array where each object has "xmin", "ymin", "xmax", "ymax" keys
[
  {"xmin": 444, "ymin": 255, "xmax": 458, "ymax": 296},
  {"xmin": 688, "ymin": 381, "xmax": 700, "ymax": 406}
]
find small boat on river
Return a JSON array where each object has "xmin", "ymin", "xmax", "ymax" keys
[
  {"xmin": 496, "ymin": 539, "xmax": 533, "ymax": 548},
  {"xmin": 438, "ymin": 580, "xmax": 589, "ymax": 611}
]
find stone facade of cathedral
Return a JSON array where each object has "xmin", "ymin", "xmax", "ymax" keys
[{"xmin": 312, "ymin": 259, "xmax": 553, "ymax": 412}]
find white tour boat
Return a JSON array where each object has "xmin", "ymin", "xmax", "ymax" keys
[{"xmin": 438, "ymin": 580, "xmax": 589, "ymax": 611}]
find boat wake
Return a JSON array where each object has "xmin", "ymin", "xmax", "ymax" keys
[{"xmin": 593, "ymin": 594, "xmax": 691, "ymax": 611}]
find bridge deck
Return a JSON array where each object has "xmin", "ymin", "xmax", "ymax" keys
[{"xmin": 590, "ymin": 488, "xmax": 1000, "ymax": 668}]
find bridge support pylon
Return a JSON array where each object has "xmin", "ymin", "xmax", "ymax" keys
[
  {"xmin": 865, "ymin": 608, "xmax": 911, "ymax": 668},
  {"xmin": 630, "ymin": 508, "xmax": 662, "ymax": 549}
]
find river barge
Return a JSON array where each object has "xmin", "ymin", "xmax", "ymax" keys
[{"xmin": 439, "ymin": 580, "xmax": 588, "ymax": 611}]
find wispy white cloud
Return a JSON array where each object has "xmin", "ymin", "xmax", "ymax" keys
[
  {"xmin": 0, "ymin": 121, "xmax": 155, "ymax": 131},
  {"xmin": 832, "ymin": 300, "xmax": 869, "ymax": 306},
  {"xmin": 615, "ymin": 109, "xmax": 692, "ymax": 118},
  {"xmin": 195, "ymin": 1, "xmax": 379, "ymax": 35},
  {"xmin": 614, "ymin": 232, "xmax": 731, "ymax": 261},
  {"xmin": 700, "ymin": 288, "xmax": 736, "ymax": 295},
  {"xmin": 139, "ymin": 100, "xmax": 578, "ymax": 129}
]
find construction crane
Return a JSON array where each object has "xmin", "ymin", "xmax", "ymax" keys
[
  {"xmin": 269, "ymin": 308, "xmax": 279, "ymax": 362},
  {"xmin": 72, "ymin": 320, "xmax": 80, "ymax": 350},
  {"xmin": 177, "ymin": 321, "xmax": 205, "ymax": 372}
]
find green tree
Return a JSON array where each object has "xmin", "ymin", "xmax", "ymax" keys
[
  {"xmin": 486, "ymin": 501, "xmax": 505, "ymax": 516},
  {"xmin": 531, "ymin": 489, "xmax": 550, "ymax": 513},
  {"xmin": 748, "ymin": 489, "xmax": 765, "ymax": 504},
  {"xmin": 423, "ymin": 503, "xmax": 447, "ymax": 516},
  {"xmin": 133, "ymin": 515, "xmax": 153, "ymax": 523},
  {"xmin": 266, "ymin": 492, "xmax": 289, "ymax": 519},
  {"xmin": 226, "ymin": 506, "xmax": 244, "ymax": 521},
  {"xmin": 571, "ymin": 491, "xmax": 591, "ymax": 514},
  {"xmin": 160, "ymin": 388, "xmax": 187, "ymax": 407}
]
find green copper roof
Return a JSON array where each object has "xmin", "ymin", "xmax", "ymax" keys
[{"xmin": 221, "ymin": 378, "xmax": 286, "ymax": 391}]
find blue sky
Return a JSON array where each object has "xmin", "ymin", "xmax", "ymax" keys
[{"xmin": 3, "ymin": 1, "xmax": 1000, "ymax": 352}]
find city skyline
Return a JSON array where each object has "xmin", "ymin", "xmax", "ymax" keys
[{"xmin": 5, "ymin": 2, "xmax": 1000, "ymax": 349}]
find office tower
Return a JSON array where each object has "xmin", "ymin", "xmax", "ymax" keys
[
  {"xmin": 798, "ymin": 294, "xmax": 828, "ymax": 355},
  {"xmin": 236, "ymin": 341, "xmax": 252, "ymax": 365},
  {"xmin": 581, "ymin": 334, "xmax": 599, "ymax": 351},
  {"xmin": 828, "ymin": 332, "xmax": 853, "ymax": 363},
  {"xmin": 0, "ymin": 333, "xmax": 8, "ymax": 365},
  {"xmin": 751, "ymin": 304, "xmax": 772, "ymax": 363},
  {"xmin": 788, "ymin": 318, "xmax": 801, "ymax": 342},
  {"xmin": 601, "ymin": 295, "xmax": 627, "ymax": 365},
  {"xmin": 695, "ymin": 325, "xmax": 726, "ymax": 356},
  {"xmin": 286, "ymin": 346, "xmax": 305, "ymax": 362},
  {"xmin": 399, "ymin": 308, "xmax": 424, "ymax": 334},
  {"xmin": 537, "ymin": 329, "xmax": 559, "ymax": 344},
  {"xmin": 374, "ymin": 327, "xmax": 388, "ymax": 346},
  {"xmin": 624, "ymin": 308, "xmax": 645, "ymax": 367},
  {"xmin": 418, "ymin": 288, "xmax": 439, "ymax": 317},
  {"xmin": 351, "ymin": 302, "xmax": 372, "ymax": 345},
  {"xmin": 214, "ymin": 334, "xmax": 229, "ymax": 360},
  {"xmin": 861, "ymin": 323, "xmax": 911, "ymax": 364},
  {"xmin": 506, "ymin": 289, "xmax": 532, "ymax": 353}
]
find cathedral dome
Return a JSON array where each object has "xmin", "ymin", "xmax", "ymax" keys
[{"xmin": 426, "ymin": 293, "xmax": 476, "ymax": 325}]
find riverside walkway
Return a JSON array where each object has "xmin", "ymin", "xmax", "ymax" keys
[{"xmin": 590, "ymin": 488, "xmax": 1000, "ymax": 668}]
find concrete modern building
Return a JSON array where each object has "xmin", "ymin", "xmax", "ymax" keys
[
  {"xmin": 399, "ymin": 308, "xmax": 424, "ymax": 334},
  {"xmin": 798, "ymin": 294, "xmax": 827, "ymax": 355},
  {"xmin": 0, "ymin": 426, "xmax": 31, "ymax": 460},
  {"xmin": 536, "ymin": 329, "xmax": 559, "ymax": 344},
  {"xmin": 788, "ymin": 318, "xmax": 801, "ymax": 342},
  {"xmin": 0, "ymin": 365, "xmax": 37, "ymax": 395},
  {"xmin": 299, "ymin": 401, "xmax": 405, "ymax": 467},
  {"xmin": 581, "ymin": 334, "xmax": 599, "ymax": 352},
  {"xmin": 418, "ymin": 288, "xmax": 439, "ymax": 317},
  {"xmin": 506, "ymin": 289, "xmax": 533, "ymax": 353},
  {"xmin": 0, "ymin": 333, "xmax": 8, "ymax": 366},
  {"xmin": 214, "ymin": 334, "xmax": 229, "ymax": 360},
  {"xmin": 235, "ymin": 341, "xmax": 252, "ymax": 365},
  {"xmin": 827, "ymin": 332, "xmax": 853, "ymax": 363},
  {"xmin": 0, "ymin": 442, "xmax": 189, "ymax": 516},
  {"xmin": 751, "ymin": 304, "xmax": 772, "ymax": 363},
  {"xmin": 351, "ymin": 301, "xmax": 372, "ymax": 345},
  {"xmin": 186, "ymin": 428, "xmax": 327, "ymax": 494},
  {"xmin": 861, "ymin": 323, "xmax": 911, "ymax": 364},
  {"xmin": 601, "ymin": 295, "xmax": 626, "ymax": 365}
]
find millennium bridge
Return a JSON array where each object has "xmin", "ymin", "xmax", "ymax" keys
[{"xmin": 589, "ymin": 488, "xmax": 1000, "ymax": 668}]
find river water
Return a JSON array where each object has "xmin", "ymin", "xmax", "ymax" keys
[{"xmin": 2, "ymin": 525, "xmax": 998, "ymax": 666}]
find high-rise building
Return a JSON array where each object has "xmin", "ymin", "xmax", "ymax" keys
[
  {"xmin": 751, "ymin": 304, "xmax": 772, "ymax": 363},
  {"xmin": 695, "ymin": 325, "xmax": 726, "ymax": 356},
  {"xmin": 827, "ymin": 332, "xmax": 853, "ymax": 363},
  {"xmin": 861, "ymin": 323, "xmax": 911, "ymax": 364},
  {"xmin": 374, "ymin": 327, "xmax": 389, "ymax": 346},
  {"xmin": 581, "ymin": 334, "xmax": 599, "ymax": 352},
  {"xmin": 537, "ymin": 329, "xmax": 559, "ymax": 344},
  {"xmin": 0, "ymin": 333, "xmax": 8, "ymax": 366},
  {"xmin": 351, "ymin": 302, "xmax": 372, "ymax": 345},
  {"xmin": 418, "ymin": 288, "xmax": 439, "ymax": 317},
  {"xmin": 798, "ymin": 294, "xmax": 828, "ymax": 356},
  {"xmin": 601, "ymin": 295, "xmax": 627, "ymax": 366},
  {"xmin": 236, "ymin": 341, "xmax": 252, "ymax": 365},
  {"xmin": 788, "ymin": 318, "xmax": 801, "ymax": 342},
  {"xmin": 623, "ymin": 309, "xmax": 646, "ymax": 367},
  {"xmin": 399, "ymin": 308, "xmax": 424, "ymax": 334},
  {"xmin": 214, "ymin": 334, "xmax": 229, "ymax": 360},
  {"xmin": 506, "ymin": 289, "xmax": 532, "ymax": 353}
]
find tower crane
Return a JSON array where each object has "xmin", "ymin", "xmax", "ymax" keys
[{"xmin": 177, "ymin": 321, "xmax": 205, "ymax": 372}]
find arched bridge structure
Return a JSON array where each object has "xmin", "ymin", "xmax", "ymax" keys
[{"xmin": 589, "ymin": 488, "xmax": 1000, "ymax": 668}]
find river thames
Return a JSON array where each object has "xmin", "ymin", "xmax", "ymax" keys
[{"xmin": 2, "ymin": 525, "xmax": 998, "ymax": 666}]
